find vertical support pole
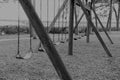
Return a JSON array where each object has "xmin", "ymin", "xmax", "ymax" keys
[
  {"xmin": 86, "ymin": 11, "xmax": 91, "ymax": 43},
  {"xmin": 68, "ymin": 0, "xmax": 74, "ymax": 55},
  {"xmin": 108, "ymin": 0, "xmax": 112, "ymax": 31},
  {"xmin": 117, "ymin": 1, "xmax": 120, "ymax": 31},
  {"xmin": 86, "ymin": 5, "xmax": 92, "ymax": 43}
]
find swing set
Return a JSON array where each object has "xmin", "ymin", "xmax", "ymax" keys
[
  {"xmin": 15, "ymin": 0, "xmax": 114, "ymax": 60},
  {"xmin": 9, "ymin": 0, "xmax": 116, "ymax": 80}
]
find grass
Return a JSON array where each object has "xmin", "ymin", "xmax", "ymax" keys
[{"xmin": 0, "ymin": 31, "xmax": 120, "ymax": 80}]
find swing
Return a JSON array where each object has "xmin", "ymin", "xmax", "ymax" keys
[
  {"xmin": 16, "ymin": 20, "xmax": 33, "ymax": 59},
  {"xmin": 64, "ymin": 4, "xmax": 69, "ymax": 42},
  {"xmin": 74, "ymin": 3, "xmax": 78, "ymax": 41},
  {"xmin": 64, "ymin": 3, "xmax": 68, "ymax": 42},
  {"xmin": 52, "ymin": 0, "xmax": 60, "ymax": 46},
  {"xmin": 38, "ymin": 44, "xmax": 44, "ymax": 52},
  {"xmin": 16, "ymin": 2, "xmax": 24, "ymax": 59},
  {"xmin": 57, "ymin": 0, "xmax": 61, "ymax": 42},
  {"xmin": 53, "ymin": 0, "xmax": 56, "ymax": 43},
  {"xmin": 38, "ymin": 0, "xmax": 44, "ymax": 52},
  {"xmin": 60, "ymin": 8, "xmax": 65, "ymax": 43},
  {"xmin": 23, "ymin": 22, "xmax": 33, "ymax": 59},
  {"xmin": 16, "ymin": 2, "xmax": 33, "ymax": 59},
  {"xmin": 16, "ymin": 21, "xmax": 33, "ymax": 59},
  {"xmin": 57, "ymin": 0, "xmax": 65, "ymax": 44},
  {"xmin": 60, "ymin": 0, "xmax": 69, "ymax": 43}
]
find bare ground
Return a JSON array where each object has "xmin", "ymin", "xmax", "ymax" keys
[{"xmin": 0, "ymin": 32, "xmax": 120, "ymax": 80}]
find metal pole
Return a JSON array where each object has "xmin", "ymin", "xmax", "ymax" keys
[
  {"xmin": 117, "ymin": 1, "xmax": 120, "ymax": 31},
  {"xmin": 108, "ymin": 0, "xmax": 112, "ymax": 31},
  {"xmin": 68, "ymin": 0, "xmax": 74, "ymax": 55},
  {"xmin": 86, "ymin": 9, "xmax": 91, "ymax": 43},
  {"xmin": 86, "ymin": 1, "xmax": 92, "ymax": 43}
]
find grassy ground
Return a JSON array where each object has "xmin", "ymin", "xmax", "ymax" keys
[{"xmin": 0, "ymin": 31, "xmax": 120, "ymax": 80}]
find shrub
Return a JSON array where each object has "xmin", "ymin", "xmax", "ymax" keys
[
  {"xmin": 49, "ymin": 27, "xmax": 68, "ymax": 34},
  {"xmin": 0, "ymin": 25, "xmax": 29, "ymax": 34}
]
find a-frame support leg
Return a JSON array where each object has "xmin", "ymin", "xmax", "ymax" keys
[
  {"xmin": 92, "ymin": 8, "xmax": 114, "ymax": 44},
  {"xmin": 77, "ymin": 0, "xmax": 112, "ymax": 57},
  {"xmin": 19, "ymin": 0, "xmax": 72, "ymax": 80}
]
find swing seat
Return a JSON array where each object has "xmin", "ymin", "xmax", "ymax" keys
[
  {"xmin": 74, "ymin": 38, "xmax": 77, "ymax": 40},
  {"xmin": 54, "ymin": 42, "xmax": 60, "ymax": 45},
  {"xmin": 23, "ymin": 51, "xmax": 32, "ymax": 59},
  {"xmin": 16, "ymin": 54, "xmax": 24, "ymax": 59},
  {"xmin": 60, "ymin": 40, "xmax": 65, "ymax": 43},
  {"xmin": 32, "ymin": 36, "xmax": 37, "ymax": 39},
  {"xmin": 38, "ymin": 47, "xmax": 44, "ymax": 52}
]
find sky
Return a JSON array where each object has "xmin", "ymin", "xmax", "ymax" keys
[
  {"xmin": 0, "ymin": 0, "xmax": 67, "ymax": 26},
  {"xmin": 0, "ymin": 0, "xmax": 118, "ymax": 27}
]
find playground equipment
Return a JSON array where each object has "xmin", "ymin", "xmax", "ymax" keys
[
  {"xmin": 15, "ymin": 0, "xmax": 114, "ymax": 59},
  {"xmin": 17, "ymin": 0, "xmax": 115, "ymax": 79},
  {"xmin": 16, "ymin": 2, "xmax": 24, "ymax": 59},
  {"xmin": 1, "ymin": 0, "xmax": 118, "ymax": 79},
  {"xmin": 16, "ymin": 0, "xmax": 33, "ymax": 59}
]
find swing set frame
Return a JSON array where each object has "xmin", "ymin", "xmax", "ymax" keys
[{"xmin": 18, "ymin": 0, "xmax": 113, "ymax": 80}]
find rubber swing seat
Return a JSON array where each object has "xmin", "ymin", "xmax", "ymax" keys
[
  {"xmin": 38, "ymin": 47, "xmax": 44, "ymax": 52},
  {"xmin": 23, "ymin": 51, "xmax": 32, "ymax": 59},
  {"xmin": 74, "ymin": 38, "xmax": 77, "ymax": 40},
  {"xmin": 16, "ymin": 54, "xmax": 24, "ymax": 59},
  {"xmin": 16, "ymin": 51, "xmax": 33, "ymax": 59}
]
